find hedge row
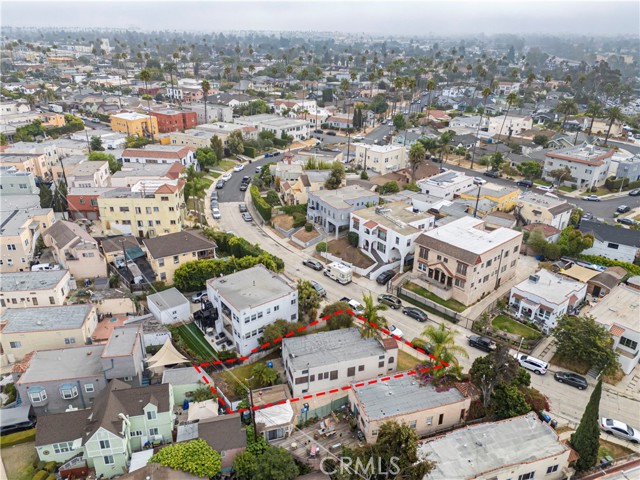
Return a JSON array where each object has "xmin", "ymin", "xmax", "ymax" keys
[
  {"xmin": 250, "ymin": 185, "xmax": 272, "ymax": 221},
  {"xmin": 243, "ymin": 145, "xmax": 257, "ymax": 158},
  {"xmin": 576, "ymin": 254, "xmax": 640, "ymax": 276},
  {"xmin": 0, "ymin": 428, "xmax": 36, "ymax": 448}
]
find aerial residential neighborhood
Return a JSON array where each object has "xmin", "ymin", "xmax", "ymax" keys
[{"xmin": 0, "ymin": 1, "xmax": 639, "ymax": 479}]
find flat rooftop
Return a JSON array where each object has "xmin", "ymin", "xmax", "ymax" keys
[
  {"xmin": 17, "ymin": 345, "xmax": 105, "ymax": 384},
  {"xmin": 147, "ymin": 287, "xmax": 189, "ymax": 310},
  {"xmin": 352, "ymin": 201, "xmax": 433, "ymax": 235},
  {"xmin": 518, "ymin": 191, "xmax": 568, "ymax": 209},
  {"xmin": 418, "ymin": 413, "xmax": 568, "ymax": 480},
  {"xmin": 421, "ymin": 216, "xmax": 521, "ymax": 255},
  {"xmin": 420, "ymin": 170, "xmax": 469, "ymax": 185},
  {"xmin": 546, "ymin": 144, "xmax": 614, "ymax": 165},
  {"xmin": 590, "ymin": 285, "xmax": 640, "ymax": 332},
  {"xmin": 353, "ymin": 374, "xmax": 465, "ymax": 421},
  {"xmin": 162, "ymin": 366, "xmax": 211, "ymax": 386},
  {"xmin": 208, "ymin": 264, "xmax": 295, "ymax": 312},
  {"xmin": 112, "ymin": 112, "xmax": 152, "ymax": 121},
  {"xmin": 102, "ymin": 325, "xmax": 140, "ymax": 357},
  {"xmin": 0, "ymin": 270, "xmax": 68, "ymax": 292},
  {"xmin": 310, "ymin": 185, "xmax": 377, "ymax": 210},
  {"xmin": 513, "ymin": 269, "xmax": 586, "ymax": 305},
  {"xmin": 2, "ymin": 304, "xmax": 93, "ymax": 333},
  {"xmin": 283, "ymin": 328, "xmax": 387, "ymax": 372}
]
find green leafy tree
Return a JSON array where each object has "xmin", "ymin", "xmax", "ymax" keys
[
  {"xmin": 421, "ymin": 323, "xmax": 468, "ymax": 379},
  {"xmin": 533, "ymin": 135, "xmax": 549, "ymax": 147},
  {"xmin": 490, "ymin": 384, "xmax": 531, "ymax": 419},
  {"xmin": 360, "ymin": 293, "xmax": 387, "ymax": 338},
  {"xmin": 253, "ymin": 447, "xmax": 299, "ymax": 480},
  {"xmin": 125, "ymin": 135, "xmax": 152, "ymax": 148},
  {"xmin": 149, "ymin": 439, "xmax": 221, "ymax": 478},
  {"xmin": 490, "ymin": 152, "xmax": 505, "ymax": 171},
  {"xmin": 39, "ymin": 183, "xmax": 53, "ymax": 208},
  {"xmin": 191, "ymin": 385, "xmax": 215, "ymax": 402},
  {"xmin": 516, "ymin": 161, "xmax": 542, "ymax": 179},
  {"xmin": 469, "ymin": 344, "xmax": 521, "ymax": 409},
  {"xmin": 408, "ymin": 142, "xmax": 426, "ymax": 181},
  {"xmin": 604, "ymin": 106, "xmax": 624, "ymax": 144},
  {"xmin": 89, "ymin": 135, "xmax": 104, "ymax": 151},
  {"xmin": 227, "ymin": 130, "xmax": 245, "ymax": 155},
  {"xmin": 210, "ymin": 135, "xmax": 224, "ymax": 160},
  {"xmin": 549, "ymin": 166, "xmax": 572, "ymax": 186},
  {"xmin": 88, "ymin": 151, "xmax": 121, "ymax": 173},
  {"xmin": 392, "ymin": 112, "xmax": 406, "ymax": 131},
  {"xmin": 585, "ymin": 100, "xmax": 603, "ymax": 136},
  {"xmin": 556, "ymin": 98, "xmax": 578, "ymax": 129},
  {"xmin": 0, "ymin": 133, "xmax": 8, "ymax": 146},
  {"xmin": 251, "ymin": 362, "xmax": 278, "ymax": 387},
  {"xmin": 554, "ymin": 315, "xmax": 619, "ymax": 375},
  {"xmin": 261, "ymin": 319, "xmax": 304, "ymax": 345},
  {"xmin": 571, "ymin": 379, "xmax": 602, "ymax": 472},
  {"xmin": 233, "ymin": 451, "xmax": 258, "ymax": 479},
  {"xmin": 324, "ymin": 162, "xmax": 345, "ymax": 190},
  {"xmin": 297, "ymin": 280, "xmax": 321, "ymax": 322},
  {"xmin": 52, "ymin": 180, "xmax": 68, "ymax": 213},
  {"xmin": 321, "ymin": 301, "xmax": 353, "ymax": 331},
  {"xmin": 380, "ymin": 180, "xmax": 400, "ymax": 194},
  {"xmin": 195, "ymin": 147, "xmax": 218, "ymax": 169},
  {"xmin": 139, "ymin": 68, "xmax": 152, "ymax": 114},
  {"xmin": 556, "ymin": 227, "xmax": 594, "ymax": 257}
]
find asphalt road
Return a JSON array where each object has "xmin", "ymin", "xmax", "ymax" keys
[
  {"xmin": 213, "ymin": 153, "xmax": 283, "ymax": 203},
  {"xmin": 209, "ymin": 200, "xmax": 640, "ymax": 433}
]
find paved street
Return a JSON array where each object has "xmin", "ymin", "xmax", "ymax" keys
[
  {"xmin": 213, "ymin": 153, "xmax": 282, "ymax": 203},
  {"xmin": 204, "ymin": 195, "xmax": 640, "ymax": 435}
]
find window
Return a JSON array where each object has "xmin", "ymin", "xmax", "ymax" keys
[
  {"xmin": 9, "ymin": 341, "xmax": 21, "ymax": 349},
  {"xmin": 454, "ymin": 278, "xmax": 466, "ymax": 288},
  {"xmin": 486, "ymin": 259, "xmax": 492, "ymax": 267},
  {"xmin": 84, "ymin": 384, "xmax": 94, "ymax": 393},
  {"xmin": 330, "ymin": 370, "xmax": 338, "ymax": 380},
  {"xmin": 160, "ymin": 272, "xmax": 167, "ymax": 281},
  {"xmin": 173, "ymin": 255, "xmax": 179, "ymax": 264},
  {"xmin": 7, "ymin": 244, "xmax": 16, "ymax": 251},
  {"xmin": 456, "ymin": 263, "xmax": 468, "ymax": 275},
  {"xmin": 149, "ymin": 427, "xmax": 159, "ymax": 436},
  {"xmin": 358, "ymin": 365, "xmax": 365, "ymax": 371},
  {"xmin": 438, "ymin": 413, "xmax": 444, "ymax": 425},
  {"xmin": 518, "ymin": 472, "xmax": 535, "ymax": 480},
  {"xmin": 29, "ymin": 389, "xmax": 47, "ymax": 403},
  {"xmin": 514, "ymin": 246, "xmax": 519, "ymax": 253},
  {"xmin": 347, "ymin": 367, "xmax": 356, "ymax": 376},
  {"xmin": 620, "ymin": 337, "xmax": 638, "ymax": 350},
  {"xmin": 64, "ymin": 338, "xmax": 76, "ymax": 345},
  {"xmin": 546, "ymin": 465, "xmax": 559, "ymax": 474},
  {"xmin": 426, "ymin": 416, "xmax": 433, "ymax": 425},
  {"xmin": 158, "ymin": 258, "xmax": 165, "ymax": 267},
  {"xmin": 131, "ymin": 430, "xmax": 143, "ymax": 437},
  {"xmin": 388, "ymin": 356, "xmax": 394, "ymax": 364},
  {"xmin": 606, "ymin": 243, "xmax": 619, "ymax": 250},
  {"xmin": 60, "ymin": 385, "xmax": 78, "ymax": 399},
  {"xmin": 409, "ymin": 420, "xmax": 417, "ymax": 429},
  {"xmin": 378, "ymin": 361, "xmax": 384, "ymax": 368},
  {"xmin": 53, "ymin": 442, "xmax": 74, "ymax": 454},
  {"xmin": 291, "ymin": 298, "xmax": 296, "ymax": 305},
  {"xmin": 483, "ymin": 275, "xmax": 489, "ymax": 283},
  {"xmin": 146, "ymin": 410, "xmax": 157, "ymax": 420},
  {"xmin": 135, "ymin": 207, "xmax": 141, "ymax": 214},
  {"xmin": 274, "ymin": 305, "xmax": 280, "ymax": 311},
  {"xmin": 49, "ymin": 296, "xmax": 55, "ymax": 304},
  {"xmin": 119, "ymin": 206, "xmax": 130, "ymax": 212},
  {"xmin": 104, "ymin": 455, "xmax": 115, "ymax": 465},
  {"xmin": 99, "ymin": 439, "xmax": 111, "ymax": 449},
  {"xmin": 372, "ymin": 430, "xmax": 379, "ymax": 436}
]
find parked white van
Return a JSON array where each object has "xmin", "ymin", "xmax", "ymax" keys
[
  {"xmin": 31, "ymin": 263, "xmax": 60, "ymax": 272},
  {"xmin": 515, "ymin": 353, "xmax": 548, "ymax": 375},
  {"xmin": 323, "ymin": 261, "xmax": 352, "ymax": 285}
]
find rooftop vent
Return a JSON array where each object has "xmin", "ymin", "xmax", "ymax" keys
[{"xmin": 529, "ymin": 274, "xmax": 540, "ymax": 283}]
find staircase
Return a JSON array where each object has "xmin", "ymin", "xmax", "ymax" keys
[{"xmin": 587, "ymin": 367, "xmax": 601, "ymax": 379}]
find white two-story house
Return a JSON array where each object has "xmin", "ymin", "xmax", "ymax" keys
[
  {"xmin": 350, "ymin": 201, "xmax": 434, "ymax": 266},
  {"xmin": 543, "ymin": 144, "xmax": 614, "ymax": 189},
  {"xmin": 207, "ymin": 264, "xmax": 298, "ymax": 357},
  {"xmin": 417, "ymin": 171, "xmax": 476, "ymax": 200}
]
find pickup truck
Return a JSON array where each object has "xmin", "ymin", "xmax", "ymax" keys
[{"xmin": 340, "ymin": 297, "xmax": 364, "ymax": 315}]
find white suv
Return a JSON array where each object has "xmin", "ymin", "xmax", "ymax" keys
[{"xmin": 515, "ymin": 353, "xmax": 548, "ymax": 375}]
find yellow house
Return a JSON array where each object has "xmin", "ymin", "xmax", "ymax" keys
[
  {"xmin": 459, "ymin": 183, "xmax": 519, "ymax": 216},
  {"xmin": 110, "ymin": 112, "xmax": 159, "ymax": 137},
  {"xmin": 41, "ymin": 113, "xmax": 66, "ymax": 128},
  {"xmin": 0, "ymin": 304, "xmax": 98, "ymax": 361},
  {"xmin": 97, "ymin": 179, "xmax": 186, "ymax": 238},
  {"xmin": 0, "ymin": 197, "xmax": 55, "ymax": 273},
  {"xmin": 142, "ymin": 230, "xmax": 217, "ymax": 284}
]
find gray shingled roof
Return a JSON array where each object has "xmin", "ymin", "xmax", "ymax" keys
[{"xmin": 142, "ymin": 230, "xmax": 216, "ymax": 259}]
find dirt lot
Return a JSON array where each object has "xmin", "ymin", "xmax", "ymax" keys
[
  {"xmin": 273, "ymin": 214, "xmax": 294, "ymax": 230},
  {"xmin": 293, "ymin": 228, "xmax": 321, "ymax": 243},
  {"xmin": 3, "ymin": 442, "xmax": 37, "ymax": 480},
  {"xmin": 326, "ymin": 237, "xmax": 374, "ymax": 269}
]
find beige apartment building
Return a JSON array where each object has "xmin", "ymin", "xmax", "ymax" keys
[
  {"xmin": 0, "ymin": 304, "xmax": 98, "ymax": 362},
  {"xmin": 349, "ymin": 374, "xmax": 475, "ymax": 443},
  {"xmin": 0, "ymin": 270, "xmax": 72, "ymax": 308},
  {"xmin": 413, "ymin": 216, "xmax": 523, "ymax": 306},
  {"xmin": 354, "ymin": 144, "xmax": 407, "ymax": 175},
  {"xmin": 0, "ymin": 195, "xmax": 56, "ymax": 273},
  {"xmin": 97, "ymin": 179, "xmax": 186, "ymax": 238},
  {"xmin": 142, "ymin": 230, "xmax": 217, "ymax": 284}
]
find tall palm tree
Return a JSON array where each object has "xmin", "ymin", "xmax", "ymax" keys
[
  {"xmin": 604, "ymin": 106, "xmax": 624, "ymax": 145},
  {"xmin": 360, "ymin": 293, "xmax": 388, "ymax": 338},
  {"xmin": 421, "ymin": 323, "xmax": 468, "ymax": 379},
  {"xmin": 201, "ymin": 79, "xmax": 210, "ymax": 124},
  {"xmin": 470, "ymin": 86, "xmax": 492, "ymax": 169},
  {"xmin": 585, "ymin": 100, "xmax": 603, "ymax": 136},
  {"xmin": 556, "ymin": 98, "xmax": 578, "ymax": 130},
  {"xmin": 495, "ymin": 92, "xmax": 518, "ymax": 153},
  {"xmin": 424, "ymin": 79, "xmax": 436, "ymax": 128},
  {"xmin": 139, "ymin": 68, "xmax": 152, "ymax": 114},
  {"xmin": 393, "ymin": 76, "xmax": 404, "ymax": 115},
  {"xmin": 163, "ymin": 61, "xmax": 178, "ymax": 106}
]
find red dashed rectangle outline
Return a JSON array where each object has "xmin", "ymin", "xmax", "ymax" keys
[{"xmin": 193, "ymin": 309, "xmax": 449, "ymax": 414}]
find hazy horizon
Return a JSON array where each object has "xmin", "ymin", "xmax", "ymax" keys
[{"xmin": 1, "ymin": 1, "xmax": 639, "ymax": 37}]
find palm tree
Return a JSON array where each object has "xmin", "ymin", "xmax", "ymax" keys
[
  {"xmin": 408, "ymin": 142, "xmax": 427, "ymax": 181},
  {"xmin": 360, "ymin": 293, "xmax": 387, "ymax": 338},
  {"xmin": 300, "ymin": 68, "xmax": 309, "ymax": 99},
  {"xmin": 393, "ymin": 76, "xmax": 404, "ymax": 115},
  {"xmin": 421, "ymin": 323, "xmax": 468, "ymax": 379},
  {"xmin": 470, "ymin": 86, "xmax": 492, "ymax": 169},
  {"xmin": 368, "ymin": 71, "xmax": 376, "ymax": 100},
  {"xmin": 164, "ymin": 61, "xmax": 178, "ymax": 105},
  {"xmin": 556, "ymin": 98, "xmax": 578, "ymax": 130},
  {"xmin": 251, "ymin": 363, "xmax": 278, "ymax": 387},
  {"xmin": 585, "ymin": 100, "xmax": 603, "ymax": 136},
  {"xmin": 604, "ymin": 106, "xmax": 624, "ymax": 144},
  {"xmin": 201, "ymin": 79, "xmax": 210, "ymax": 124},
  {"xmin": 424, "ymin": 79, "xmax": 436, "ymax": 128},
  {"xmin": 495, "ymin": 92, "xmax": 518, "ymax": 153},
  {"xmin": 139, "ymin": 68, "xmax": 152, "ymax": 114}
]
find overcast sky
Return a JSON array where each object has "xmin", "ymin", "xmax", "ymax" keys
[{"xmin": 2, "ymin": 1, "xmax": 638, "ymax": 36}]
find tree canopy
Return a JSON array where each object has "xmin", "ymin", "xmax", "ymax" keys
[
  {"xmin": 571, "ymin": 379, "xmax": 602, "ymax": 472},
  {"xmin": 324, "ymin": 162, "xmax": 346, "ymax": 190},
  {"xmin": 149, "ymin": 439, "xmax": 221, "ymax": 478}
]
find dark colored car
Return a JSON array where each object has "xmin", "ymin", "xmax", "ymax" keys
[
  {"xmin": 326, "ymin": 131, "xmax": 337, "ymax": 136},
  {"xmin": 628, "ymin": 189, "xmax": 640, "ymax": 197},
  {"xmin": 483, "ymin": 170, "xmax": 500, "ymax": 178},
  {"xmin": 376, "ymin": 270, "xmax": 396, "ymax": 285},
  {"xmin": 216, "ymin": 180, "xmax": 225, "ymax": 189},
  {"xmin": 377, "ymin": 294, "xmax": 402, "ymax": 309},
  {"xmin": 468, "ymin": 335, "xmax": 497, "ymax": 353},
  {"xmin": 616, "ymin": 205, "xmax": 631, "ymax": 213},
  {"xmin": 517, "ymin": 180, "xmax": 533, "ymax": 188},
  {"xmin": 210, "ymin": 191, "xmax": 218, "ymax": 201},
  {"xmin": 617, "ymin": 217, "xmax": 635, "ymax": 226},
  {"xmin": 239, "ymin": 183, "xmax": 248, "ymax": 191},
  {"xmin": 313, "ymin": 129, "xmax": 324, "ymax": 134},
  {"xmin": 239, "ymin": 203, "xmax": 248, "ymax": 213},
  {"xmin": 402, "ymin": 306, "xmax": 429, "ymax": 322},
  {"xmin": 303, "ymin": 258, "xmax": 324, "ymax": 271},
  {"xmin": 242, "ymin": 212, "xmax": 253, "ymax": 222},
  {"xmin": 554, "ymin": 371, "xmax": 588, "ymax": 390}
]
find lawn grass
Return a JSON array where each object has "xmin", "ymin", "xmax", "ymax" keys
[
  {"xmin": 558, "ymin": 185, "xmax": 575, "ymax": 193},
  {"xmin": 397, "ymin": 350, "xmax": 422, "ymax": 370},
  {"xmin": 175, "ymin": 323, "xmax": 217, "ymax": 360},
  {"xmin": 2, "ymin": 442, "xmax": 37, "ymax": 480},
  {"xmin": 533, "ymin": 178, "xmax": 553, "ymax": 186},
  {"xmin": 491, "ymin": 315, "xmax": 540, "ymax": 340},
  {"xmin": 599, "ymin": 438, "xmax": 635, "ymax": 460},
  {"xmin": 200, "ymin": 177, "xmax": 213, "ymax": 190},
  {"xmin": 550, "ymin": 352, "xmax": 590, "ymax": 375},
  {"xmin": 404, "ymin": 281, "xmax": 466, "ymax": 312},
  {"xmin": 207, "ymin": 172, "xmax": 221, "ymax": 178},
  {"xmin": 581, "ymin": 187, "xmax": 610, "ymax": 197},
  {"xmin": 216, "ymin": 160, "xmax": 236, "ymax": 171}
]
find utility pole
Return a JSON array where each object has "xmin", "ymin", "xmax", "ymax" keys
[
  {"xmin": 247, "ymin": 376, "xmax": 258, "ymax": 442},
  {"xmin": 473, "ymin": 184, "xmax": 482, "ymax": 218}
]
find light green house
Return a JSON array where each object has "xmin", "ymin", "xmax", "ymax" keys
[
  {"xmin": 35, "ymin": 379, "xmax": 175, "ymax": 479},
  {"xmin": 161, "ymin": 366, "xmax": 213, "ymax": 406}
]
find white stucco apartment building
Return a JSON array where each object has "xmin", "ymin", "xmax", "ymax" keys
[
  {"xmin": 354, "ymin": 144, "xmax": 407, "ymax": 175},
  {"xmin": 417, "ymin": 171, "xmax": 476, "ymax": 200}
]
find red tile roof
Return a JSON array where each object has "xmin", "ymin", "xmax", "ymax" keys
[
  {"xmin": 122, "ymin": 147, "xmax": 194, "ymax": 160},
  {"xmin": 609, "ymin": 325, "xmax": 625, "ymax": 337},
  {"xmin": 154, "ymin": 179, "xmax": 185, "ymax": 194},
  {"xmin": 380, "ymin": 338, "xmax": 398, "ymax": 350}
]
